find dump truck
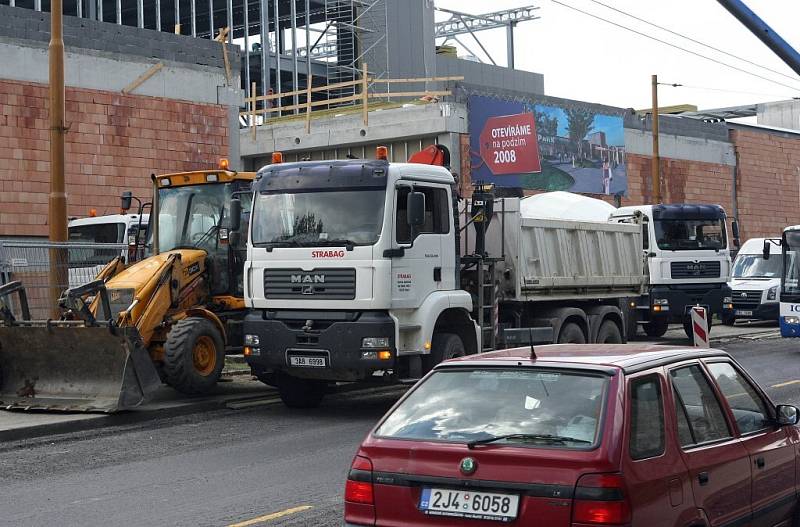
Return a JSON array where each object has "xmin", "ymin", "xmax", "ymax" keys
[
  {"xmin": 0, "ymin": 164, "xmax": 255, "ymax": 412},
  {"xmin": 237, "ymin": 147, "xmax": 644, "ymax": 407}
]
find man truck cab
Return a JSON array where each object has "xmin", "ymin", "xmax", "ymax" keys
[
  {"xmin": 610, "ymin": 204, "xmax": 733, "ymax": 339},
  {"xmin": 725, "ymin": 237, "xmax": 781, "ymax": 325}
]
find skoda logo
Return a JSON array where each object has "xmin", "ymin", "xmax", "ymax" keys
[{"xmin": 459, "ymin": 457, "xmax": 477, "ymax": 476}]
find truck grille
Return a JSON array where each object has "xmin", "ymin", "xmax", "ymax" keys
[
  {"xmin": 264, "ymin": 268, "xmax": 356, "ymax": 300},
  {"xmin": 732, "ymin": 290, "xmax": 761, "ymax": 310},
  {"xmin": 671, "ymin": 261, "xmax": 721, "ymax": 279}
]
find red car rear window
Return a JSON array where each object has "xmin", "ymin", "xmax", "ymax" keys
[{"xmin": 374, "ymin": 368, "xmax": 609, "ymax": 448}]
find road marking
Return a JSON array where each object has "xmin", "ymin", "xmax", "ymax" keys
[
  {"xmin": 227, "ymin": 506, "xmax": 313, "ymax": 527},
  {"xmin": 772, "ymin": 380, "xmax": 800, "ymax": 389}
]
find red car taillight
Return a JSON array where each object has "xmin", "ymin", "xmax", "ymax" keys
[
  {"xmin": 345, "ymin": 455, "xmax": 374, "ymax": 504},
  {"xmin": 344, "ymin": 455, "xmax": 376, "ymax": 526},
  {"xmin": 572, "ymin": 473, "xmax": 631, "ymax": 525}
]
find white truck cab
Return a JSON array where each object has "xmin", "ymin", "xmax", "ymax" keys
[
  {"xmin": 726, "ymin": 237, "xmax": 781, "ymax": 324},
  {"xmin": 609, "ymin": 204, "xmax": 733, "ymax": 338}
]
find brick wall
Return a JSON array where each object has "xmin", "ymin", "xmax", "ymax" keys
[
  {"xmin": 730, "ymin": 127, "xmax": 800, "ymax": 239},
  {"xmin": 0, "ymin": 79, "xmax": 229, "ymax": 236}
]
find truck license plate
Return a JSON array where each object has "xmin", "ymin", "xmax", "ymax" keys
[
  {"xmin": 289, "ymin": 355, "xmax": 328, "ymax": 368},
  {"xmin": 735, "ymin": 310, "xmax": 753, "ymax": 317},
  {"xmin": 419, "ymin": 488, "xmax": 519, "ymax": 522}
]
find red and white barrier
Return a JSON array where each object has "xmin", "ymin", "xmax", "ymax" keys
[{"xmin": 691, "ymin": 306, "xmax": 709, "ymax": 348}]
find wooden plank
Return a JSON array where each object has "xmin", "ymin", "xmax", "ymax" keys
[
  {"xmin": 251, "ymin": 82, "xmax": 257, "ymax": 140},
  {"xmin": 362, "ymin": 62, "xmax": 368, "ymax": 127},
  {"xmin": 369, "ymin": 90, "xmax": 452, "ymax": 98},
  {"xmin": 305, "ymin": 74, "xmax": 313, "ymax": 134},
  {"xmin": 122, "ymin": 62, "xmax": 164, "ymax": 94},
  {"xmin": 220, "ymin": 27, "xmax": 232, "ymax": 85},
  {"xmin": 214, "ymin": 26, "xmax": 229, "ymax": 42},
  {"xmin": 371, "ymin": 75, "xmax": 464, "ymax": 83},
  {"xmin": 238, "ymin": 94, "xmax": 365, "ymax": 118}
]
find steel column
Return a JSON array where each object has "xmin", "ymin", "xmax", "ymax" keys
[
  {"xmin": 290, "ymin": 0, "xmax": 299, "ymax": 113},
  {"xmin": 274, "ymin": 0, "xmax": 282, "ymax": 110},
  {"xmin": 209, "ymin": 0, "xmax": 214, "ymax": 39},
  {"xmin": 260, "ymin": 0, "xmax": 271, "ymax": 111},
  {"xmin": 97, "ymin": 0, "xmax": 103, "ymax": 21},
  {"xmin": 506, "ymin": 22, "xmax": 515, "ymax": 69},
  {"xmin": 305, "ymin": 0, "xmax": 311, "ymax": 96},
  {"xmin": 77, "ymin": 0, "xmax": 82, "ymax": 18},
  {"xmin": 156, "ymin": 0, "xmax": 162, "ymax": 31},
  {"xmin": 34, "ymin": 0, "xmax": 41, "ymax": 11},
  {"xmin": 116, "ymin": 0, "xmax": 121, "ymax": 24},
  {"xmin": 191, "ymin": 0, "xmax": 196, "ymax": 36},
  {"xmin": 138, "ymin": 0, "xmax": 144, "ymax": 28},
  {"xmin": 244, "ymin": 0, "xmax": 251, "ymax": 103},
  {"xmin": 175, "ymin": 0, "xmax": 181, "ymax": 33},
  {"xmin": 226, "ymin": 0, "xmax": 233, "ymax": 44}
]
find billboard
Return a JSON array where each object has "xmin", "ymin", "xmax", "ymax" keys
[{"xmin": 468, "ymin": 95, "xmax": 627, "ymax": 196}]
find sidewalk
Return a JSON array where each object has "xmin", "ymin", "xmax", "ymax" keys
[{"xmin": 0, "ymin": 375, "xmax": 273, "ymax": 442}]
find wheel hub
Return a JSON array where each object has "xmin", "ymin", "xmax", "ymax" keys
[{"xmin": 192, "ymin": 336, "xmax": 217, "ymax": 376}]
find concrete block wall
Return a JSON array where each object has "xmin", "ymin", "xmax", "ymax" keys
[{"xmin": 0, "ymin": 79, "xmax": 228, "ymax": 236}]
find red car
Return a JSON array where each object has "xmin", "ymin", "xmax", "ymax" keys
[{"xmin": 344, "ymin": 344, "xmax": 800, "ymax": 527}]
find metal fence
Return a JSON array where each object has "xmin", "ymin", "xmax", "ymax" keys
[{"xmin": 0, "ymin": 241, "xmax": 127, "ymax": 320}]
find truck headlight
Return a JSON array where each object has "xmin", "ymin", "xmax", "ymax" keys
[
  {"xmin": 244, "ymin": 334, "xmax": 260, "ymax": 346},
  {"xmin": 784, "ymin": 316, "xmax": 800, "ymax": 325},
  {"xmin": 767, "ymin": 286, "xmax": 778, "ymax": 301},
  {"xmin": 362, "ymin": 337, "xmax": 390, "ymax": 348}
]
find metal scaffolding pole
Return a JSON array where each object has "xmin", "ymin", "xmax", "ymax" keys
[
  {"xmin": 34, "ymin": 0, "xmax": 41, "ymax": 11},
  {"xmin": 191, "ymin": 0, "xmax": 196, "ymax": 36},
  {"xmin": 226, "ymin": 0, "xmax": 233, "ymax": 44},
  {"xmin": 260, "ymin": 0, "xmax": 270, "ymax": 111},
  {"xmin": 506, "ymin": 22, "xmax": 515, "ymax": 69},
  {"xmin": 244, "ymin": 0, "xmax": 251, "ymax": 103},
  {"xmin": 116, "ymin": 0, "xmax": 121, "ymax": 24},
  {"xmin": 290, "ymin": 0, "xmax": 299, "ymax": 113},
  {"xmin": 77, "ymin": 0, "xmax": 82, "ymax": 18},
  {"xmin": 274, "ymin": 0, "xmax": 282, "ymax": 110},
  {"xmin": 208, "ymin": 0, "xmax": 214, "ymax": 39},
  {"xmin": 156, "ymin": 0, "xmax": 161, "ymax": 31},
  {"xmin": 175, "ymin": 0, "xmax": 181, "ymax": 33},
  {"xmin": 305, "ymin": 0, "xmax": 311, "ymax": 95},
  {"xmin": 138, "ymin": 0, "xmax": 144, "ymax": 27}
]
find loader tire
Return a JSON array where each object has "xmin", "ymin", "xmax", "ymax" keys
[{"xmin": 163, "ymin": 317, "xmax": 225, "ymax": 395}]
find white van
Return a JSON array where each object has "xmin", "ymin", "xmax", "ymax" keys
[
  {"xmin": 67, "ymin": 213, "xmax": 149, "ymax": 287},
  {"xmin": 725, "ymin": 237, "xmax": 782, "ymax": 324}
]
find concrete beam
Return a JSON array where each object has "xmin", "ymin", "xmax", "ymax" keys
[
  {"xmin": 624, "ymin": 128, "xmax": 736, "ymax": 166},
  {"xmin": 240, "ymin": 103, "xmax": 469, "ymax": 159}
]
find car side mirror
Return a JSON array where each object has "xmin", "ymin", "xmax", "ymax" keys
[
  {"xmin": 121, "ymin": 191, "xmax": 133, "ymax": 212},
  {"xmin": 229, "ymin": 198, "xmax": 242, "ymax": 232},
  {"xmin": 776, "ymin": 404, "xmax": 799, "ymax": 426},
  {"xmin": 407, "ymin": 192, "xmax": 426, "ymax": 228},
  {"xmin": 763, "ymin": 239, "xmax": 771, "ymax": 260}
]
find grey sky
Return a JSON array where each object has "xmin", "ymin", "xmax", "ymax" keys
[{"xmin": 434, "ymin": 0, "xmax": 800, "ymax": 111}]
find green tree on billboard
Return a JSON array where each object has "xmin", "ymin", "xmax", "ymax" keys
[
  {"xmin": 565, "ymin": 108, "xmax": 595, "ymax": 158},
  {"xmin": 535, "ymin": 112, "xmax": 558, "ymax": 137}
]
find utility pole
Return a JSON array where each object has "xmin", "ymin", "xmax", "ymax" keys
[
  {"xmin": 651, "ymin": 74, "xmax": 661, "ymax": 203},
  {"xmin": 49, "ymin": 0, "xmax": 68, "ymax": 313}
]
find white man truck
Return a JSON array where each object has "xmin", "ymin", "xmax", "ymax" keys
[
  {"xmin": 609, "ymin": 204, "xmax": 734, "ymax": 339},
  {"xmin": 237, "ymin": 149, "xmax": 644, "ymax": 407}
]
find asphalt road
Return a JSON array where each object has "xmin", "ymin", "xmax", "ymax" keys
[{"xmin": 1, "ymin": 336, "xmax": 800, "ymax": 527}]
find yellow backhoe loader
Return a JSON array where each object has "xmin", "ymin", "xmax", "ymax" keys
[{"xmin": 0, "ymin": 165, "xmax": 255, "ymax": 412}]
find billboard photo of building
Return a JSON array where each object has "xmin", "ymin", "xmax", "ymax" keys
[{"xmin": 468, "ymin": 95, "xmax": 627, "ymax": 196}]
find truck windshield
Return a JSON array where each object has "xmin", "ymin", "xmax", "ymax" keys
[
  {"xmin": 374, "ymin": 368, "xmax": 608, "ymax": 448},
  {"xmin": 68, "ymin": 223, "xmax": 125, "ymax": 265},
  {"xmin": 783, "ymin": 232, "xmax": 800, "ymax": 294},
  {"xmin": 654, "ymin": 219, "xmax": 726, "ymax": 251},
  {"xmin": 251, "ymin": 190, "xmax": 386, "ymax": 247},
  {"xmin": 732, "ymin": 254, "xmax": 781, "ymax": 278}
]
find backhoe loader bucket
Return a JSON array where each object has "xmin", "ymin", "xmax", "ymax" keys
[{"xmin": 0, "ymin": 325, "xmax": 162, "ymax": 413}]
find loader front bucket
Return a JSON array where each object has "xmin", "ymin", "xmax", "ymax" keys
[{"xmin": 0, "ymin": 325, "xmax": 162, "ymax": 413}]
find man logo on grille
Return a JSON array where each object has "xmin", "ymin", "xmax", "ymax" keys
[{"xmin": 291, "ymin": 274, "xmax": 325, "ymax": 284}]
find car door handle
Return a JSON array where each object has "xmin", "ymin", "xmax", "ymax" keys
[
  {"xmin": 755, "ymin": 457, "xmax": 766, "ymax": 469},
  {"xmin": 698, "ymin": 472, "xmax": 709, "ymax": 486}
]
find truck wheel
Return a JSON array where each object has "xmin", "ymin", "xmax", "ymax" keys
[
  {"xmin": 277, "ymin": 374, "xmax": 325, "ymax": 409},
  {"xmin": 644, "ymin": 318, "xmax": 669, "ymax": 338},
  {"xmin": 683, "ymin": 316, "xmax": 712, "ymax": 340},
  {"xmin": 558, "ymin": 323, "xmax": 586, "ymax": 344},
  {"xmin": 596, "ymin": 321, "xmax": 623, "ymax": 344},
  {"xmin": 423, "ymin": 333, "xmax": 465, "ymax": 372},
  {"xmin": 163, "ymin": 317, "xmax": 225, "ymax": 395}
]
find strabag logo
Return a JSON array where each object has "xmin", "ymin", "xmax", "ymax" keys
[{"xmin": 312, "ymin": 250, "xmax": 345, "ymax": 258}]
